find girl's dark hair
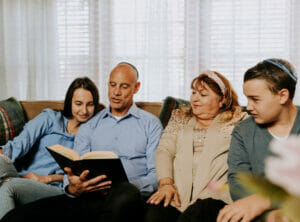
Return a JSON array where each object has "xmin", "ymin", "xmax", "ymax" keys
[
  {"xmin": 62, "ymin": 77, "xmax": 100, "ymax": 118},
  {"xmin": 244, "ymin": 58, "xmax": 297, "ymax": 99}
]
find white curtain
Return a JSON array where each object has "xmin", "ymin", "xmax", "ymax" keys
[
  {"xmin": 185, "ymin": 0, "xmax": 300, "ymax": 105},
  {"xmin": 96, "ymin": 0, "xmax": 186, "ymax": 104},
  {"xmin": 0, "ymin": 0, "xmax": 59, "ymax": 100},
  {"xmin": 1, "ymin": 0, "xmax": 300, "ymax": 105}
]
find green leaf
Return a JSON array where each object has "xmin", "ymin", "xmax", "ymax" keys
[
  {"xmin": 282, "ymin": 195, "xmax": 300, "ymax": 222},
  {"xmin": 237, "ymin": 172, "xmax": 289, "ymax": 202}
]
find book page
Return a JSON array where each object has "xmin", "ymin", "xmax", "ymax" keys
[
  {"xmin": 81, "ymin": 151, "xmax": 118, "ymax": 160},
  {"xmin": 48, "ymin": 144, "xmax": 80, "ymax": 161}
]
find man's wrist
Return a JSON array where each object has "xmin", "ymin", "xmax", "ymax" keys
[
  {"xmin": 66, "ymin": 185, "xmax": 74, "ymax": 195},
  {"xmin": 64, "ymin": 185, "xmax": 77, "ymax": 198}
]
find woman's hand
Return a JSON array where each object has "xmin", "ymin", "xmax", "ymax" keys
[
  {"xmin": 23, "ymin": 173, "xmax": 64, "ymax": 184},
  {"xmin": 146, "ymin": 180, "xmax": 181, "ymax": 207},
  {"xmin": 65, "ymin": 167, "xmax": 112, "ymax": 197},
  {"xmin": 23, "ymin": 172, "xmax": 52, "ymax": 184},
  {"xmin": 0, "ymin": 153, "xmax": 11, "ymax": 163}
]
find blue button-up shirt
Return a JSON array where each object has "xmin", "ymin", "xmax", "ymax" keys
[
  {"xmin": 2, "ymin": 109, "xmax": 75, "ymax": 187},
  {"xmin": 67, "ymin": 103, "xmax": 163, "ymax": 193}
]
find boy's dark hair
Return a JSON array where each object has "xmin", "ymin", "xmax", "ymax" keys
[
  {"xmin": 62, "ymin": 77, "xmax": 100, "ymax": 118},
  {"xmin": 244, "ymin": 58, "xmax": 297, "ymax": 99}
]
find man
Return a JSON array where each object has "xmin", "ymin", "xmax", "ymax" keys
[{"xmin": 2, "ymin": 62, "xmax": 163, "ymax": 222}]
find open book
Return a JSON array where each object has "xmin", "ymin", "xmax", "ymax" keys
[{"xmin": 46, "ymin": 144, "xmax": 128, "ymax": 183}]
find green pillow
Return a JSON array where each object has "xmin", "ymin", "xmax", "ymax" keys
[
  {"xmin": 0, "ymin": 97, "xmax": 26, "ymax": 145},
  {"xmin": 159, "ymin": 96, "xmax": 190, "ymax": 128}
]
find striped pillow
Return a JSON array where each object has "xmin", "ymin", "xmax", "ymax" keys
[{"xmin": 0, "ymin": 97, "xmax": 26, "ymax": 145}]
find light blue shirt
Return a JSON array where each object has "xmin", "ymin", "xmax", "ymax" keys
[
  {"xmin": 66, "ymin": 103, "xmax": 163, "ymax": 193},
  {"xmin": 2, "ymin": 109, "xmax": 75, "ymax": 187}
]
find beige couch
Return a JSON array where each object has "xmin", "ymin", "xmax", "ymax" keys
[
  {"xmin": 0, "ymin": 100, "xmax": 164, "ymax": 154},
  {"xmin": 20, "ymin": 100, "xmax": 163, "ymax": 121},
  {"xmin": 0, "ymin": 96, "xmax": 183, "ymax": 146}
]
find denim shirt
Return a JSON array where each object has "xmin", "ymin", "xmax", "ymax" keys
[
  {"xmin": 2, "ymin": 109, "xmax": 75, "ymax": 187},
  {"xmin": 65, "ymin": 103, "xmax": 163, "ymax": 193}
]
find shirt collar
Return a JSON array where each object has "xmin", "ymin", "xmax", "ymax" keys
[{"xmin": 102, "ymin": 103, "xmax": 140, "ymax": 120}]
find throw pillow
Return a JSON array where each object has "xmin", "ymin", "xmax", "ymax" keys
[
  {"xmin": 159, "ymin": 96, "xmax": 190, "ymax": 128},
  {"xmin": 0, "ymin": 97, "xmax": 26, "ymax": 146}
]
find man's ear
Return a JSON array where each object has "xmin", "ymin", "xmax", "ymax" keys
[
  {"xmin": 134, "ymin": 81, "xmax": 141, "ymax": 94},
  {"xmin": 278, "ymin": 88, "xmax": 290, "ymax": 104}
]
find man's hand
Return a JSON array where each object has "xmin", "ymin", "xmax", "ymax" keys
[
  {"xmin": 23, "ymin": 172, "xmax": 52, "ymax": 184},
  {"xmin": 217, "ymin": 194, "xmax": 271, "ymax": 222},
  {"xmin": 65, "ymin": 167, "xmax": 112, "ymax": 196}
]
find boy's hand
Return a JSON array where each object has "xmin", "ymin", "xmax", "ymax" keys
[{"xmin": 217, "ymin": 194, "xmax": 270, "ymax": 222}]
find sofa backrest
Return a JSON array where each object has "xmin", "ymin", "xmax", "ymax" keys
[
  {"xmin": 1, "ymin": 98, "xmax": 169, "ymax": 146},
  {"xmin": 20, "ymin": 101, "xmax": 163, "ymax": 121},
  {"xmin": 20, "ymin": 101, "xmax": 65, "ymax": 121}
]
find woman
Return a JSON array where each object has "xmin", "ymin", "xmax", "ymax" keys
[
  {"xmin": 146, "ymin": 71, "xmax": 247, "ymax": 222},
  {"xmin": 217, "ymin": 58, "xmax": 300, "ymax": 222},
  {"xmin": 0, "ymin": 77, "xmax": 100, "ymax": 219}
]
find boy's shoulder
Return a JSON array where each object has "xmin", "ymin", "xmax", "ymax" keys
[{"xmin": 233, "ymin": 115, "xmax": 257, "ymax": 133}]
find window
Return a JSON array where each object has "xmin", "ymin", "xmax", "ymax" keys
[{"xmin": 2, "ymin": 0, "xmax": 299, "ymax": 105}]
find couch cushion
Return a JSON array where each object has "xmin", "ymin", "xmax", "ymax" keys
[
  {"xmin": 159, "ymin": 96, "xmax": 190, "ymax": 128},
  {"xmin": 0, "ymin": 97, "xmax": 26, "ymax": 145},
  {"xmin": 136, "ymin": 102, "xmax": 162, "ymax": 118}
]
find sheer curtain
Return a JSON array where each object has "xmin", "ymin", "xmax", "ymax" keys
[
  {"xmin": 0, "ymin": 0, "xmax": 59, "ymax": 100},
  {"xmin": 185, "ymin": 0, "xmax": 300, "ymax": 105},
  {"xmin": 1, "ymin": 0, "xmax": 300, "ymax": 105}
]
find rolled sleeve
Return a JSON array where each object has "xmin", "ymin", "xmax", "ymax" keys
[{"xmin": 131, "ymin": 118, "xmax": 162, "ymax": 193}]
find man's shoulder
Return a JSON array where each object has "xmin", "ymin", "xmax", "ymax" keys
[
  {"xmin": 135, "ymin": 106, "xmax": 162, "ymax": 125},
  {"xmin": 80, "ymin": 108, "xmax": 108, "ymax": 129}
]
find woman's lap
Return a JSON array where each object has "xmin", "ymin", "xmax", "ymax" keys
[
  {"xmin": 0, "ymin": 178, "xmax": 63, "ymax": 219},
  {"xmin": 0, "ymin": 155, "xmax": 18, "ymax": 181},
  {"xmin": 178, "ymin": 198, "xmax": 226, "ymax": 222}
]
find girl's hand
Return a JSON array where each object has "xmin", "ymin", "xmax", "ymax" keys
[{"xmin": 23, "ymin": 172, "xmax": 52, "ymax": 184}]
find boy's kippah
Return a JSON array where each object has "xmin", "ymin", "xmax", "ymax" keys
[{"xmin": 264, "ymin": 59, "xmax": 297, "ymax": 82}]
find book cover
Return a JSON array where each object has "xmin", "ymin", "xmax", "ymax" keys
[{"xmin": 46, "ymin": 145, "xmax": 128, "ymax": 183}]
